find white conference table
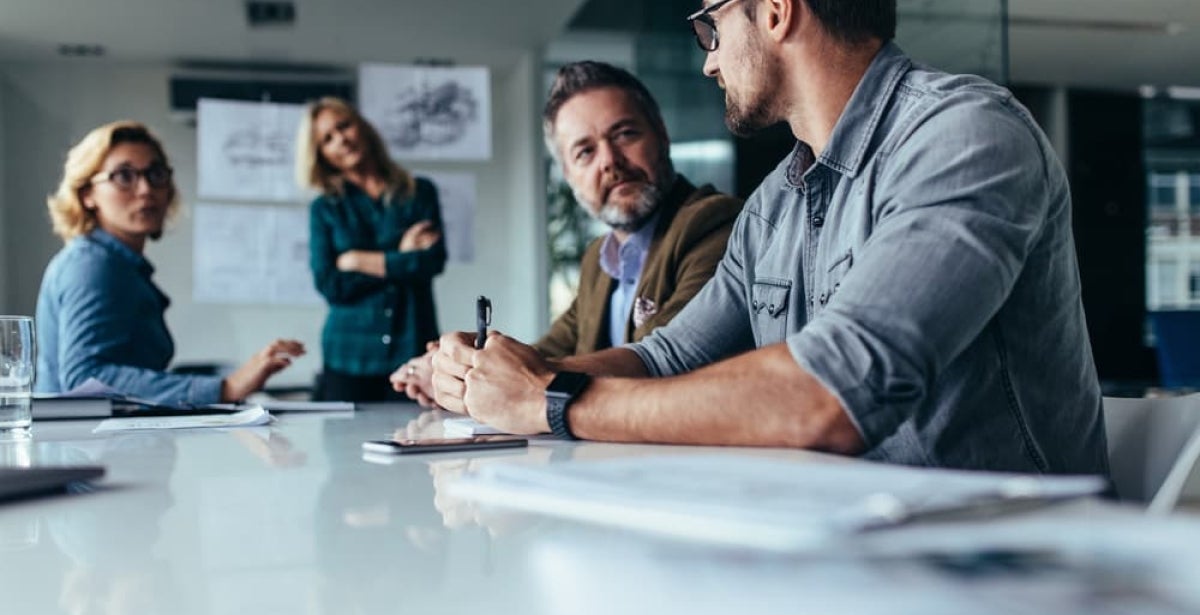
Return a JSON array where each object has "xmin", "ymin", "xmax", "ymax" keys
[{"xmin": 1, "ymin": 401, "xmax": 1200, "ymax": 615}]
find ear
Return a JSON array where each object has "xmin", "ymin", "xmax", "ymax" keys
[
  {"xmin": 763, "ymin": 0, "xmax": 797, "ymax": 44},
  {"xmin": 79, "ymin": 186, "xmax": 96, "ymax": 211}
]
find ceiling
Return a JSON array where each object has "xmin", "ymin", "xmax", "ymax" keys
[
  {"xmin": 0, "ymin": 0, "xmax": 1196, "ymax": 90},
  {"xmin": 0, "ymin": 0, "xmax": 588, "ymax": 71},
  {"xmin": 1009, "ymin": 0, "xmax": 1200, "ymax": 89}
]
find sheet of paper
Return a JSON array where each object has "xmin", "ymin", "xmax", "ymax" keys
[
  {"xmin": 417, "ymin": 171, "xmax": 476, "ymax": 263},
  {"xmin": 258, "ymin": 400, "xmax": 355, "ymax": 413},
  {"xmin": 197, "ymin": 98, "xmax": 308, "ymax": 202},
  {"xmin": 93, "ymin": 405, "xmax": 272, "ymax": 433},
  {"xmin": 358, "ymin": 64, "xmax": 491, "ymax": 161},
  {"xmin": 192, "ymin": 203, "xmax": 321, "ymax": 305},
  {"xmin": 448, "ymin": 455, "xmax": 1107, "ymax": 552}
]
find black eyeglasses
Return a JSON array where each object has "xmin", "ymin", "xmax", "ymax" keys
[
  {"xmin": 687, "ymin": 0, "xmax": 745, "ymax": 52},
  {"xmin": 92, "ymin": 164, "xmax": 173, "ymax": 191}
]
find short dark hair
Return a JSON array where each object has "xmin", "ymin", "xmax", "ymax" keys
[
  {"xmin": 746, "ymin": 0, "xmax": 896, "ymax": 44},
  {"xmin": 542, "ymin": 61, "xmax": 667, "ymax": 160}
]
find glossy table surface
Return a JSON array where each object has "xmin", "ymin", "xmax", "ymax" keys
[{"xmin": 1, "ymin": 402, "xmax": 1199, "ymax": 615}]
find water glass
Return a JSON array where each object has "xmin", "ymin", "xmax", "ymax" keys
[{"xmin": 0, "ymin": 316, "xmax": 35, "ymax": 438}]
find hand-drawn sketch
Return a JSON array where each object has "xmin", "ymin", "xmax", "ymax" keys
[
  {"xmin": 359, "ymin": 64, "xmax": 492, "ymax": 161},
  {"xmin": 193, "ymin": 203, "xmax": 321, "ymax": 306},
  {"xmin": 417, "ymin": 171, "xmax": 477, "ymax": 263},
  {"xmin": 197, "ymin": 99, "xmax": 308, "ymax": 202}
]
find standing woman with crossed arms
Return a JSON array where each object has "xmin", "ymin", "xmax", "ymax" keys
[{"xmin": 297, "ymin": 97, "xmax": 447, "ymax": 402}]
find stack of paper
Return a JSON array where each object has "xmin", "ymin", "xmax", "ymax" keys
[
  {"xmin": 93, "ymin": 405, "xmax": 273, "ymax": 433},
  {"xmin": 447, "ymin": 455, "xmax": 1106, "ymax": 551}
]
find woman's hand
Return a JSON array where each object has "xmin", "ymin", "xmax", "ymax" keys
[
  {"xmin": 336, "ymin": 250, "xmax": 385, "ymax": 277},
  {"xmin": 399, "ymin": 220, "xmax": 440, "ymax": 252},
  {"xmin": 221, "ymin": 339, "xmax": 306, "ymax": 402}
]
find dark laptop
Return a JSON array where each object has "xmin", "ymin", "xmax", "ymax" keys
[{"xmin": 0, "ymin": 466, "xmax": 106, "ymax": 502}]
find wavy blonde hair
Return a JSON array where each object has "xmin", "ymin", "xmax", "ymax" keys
[
  {"xmin": 46, "ymin": 120, "xmax": 179, "ymax": 243},
  {"xmin": 295, "ymin": 97, "xmax": 414, "ymax": 199}
]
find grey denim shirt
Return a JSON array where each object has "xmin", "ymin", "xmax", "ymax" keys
[{"xmin": 630, "ymin": 43, "xmax": 1108, "ymax": 475}]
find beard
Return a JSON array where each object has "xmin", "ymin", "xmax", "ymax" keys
[
  {"xmin": 723, "ymin": 32, "xmax": 779, "ymax": 137},
  {"xmin": 574, "ymin": 152, "xmax": 675, "ymax": 234}
]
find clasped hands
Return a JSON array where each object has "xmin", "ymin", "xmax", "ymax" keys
[{"xmin": 412, "ymin": 331, "xmax": 555, "ymax": 435}]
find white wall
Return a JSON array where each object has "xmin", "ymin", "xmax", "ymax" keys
[{"xmin": 0, "ymin": 54, "xmax": 546, "ymax": 387}]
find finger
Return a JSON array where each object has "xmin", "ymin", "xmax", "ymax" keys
[
  {"xmin": 431, "ymin": 349, "xmax": 470, "ymax": 380},
  {"xmin": 431, "ymin": 373, "xmax": 467, "ymax": 415},
  {"xmin": 425, "ymin": 340, "xmax": 440, "ymax": 353}
]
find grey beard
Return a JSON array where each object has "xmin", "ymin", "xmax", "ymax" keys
[{"xmin": 575, "ymin": 180, "xmax": 663, "ymax": 234}]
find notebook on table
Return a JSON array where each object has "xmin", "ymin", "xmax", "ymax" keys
[{"xmin": 0, "ymin": 466, "xmax": 106, "ymax": 502}]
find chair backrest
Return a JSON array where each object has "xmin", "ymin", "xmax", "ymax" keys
[
  {"xmin": 1150, "ymin": 311, "xmax": 1200, "ymax": 387},
  {"xmin": 1103, "ymin": 394, "xmax": 1200, "ymax": 512}
]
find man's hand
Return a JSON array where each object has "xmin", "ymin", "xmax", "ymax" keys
[
  {"xmin": 399, "ymin": 220, "xmax": 440, "ymax": 252},
  {"xmin": 222, "ymin": 339, "xmax": 306, "ymax": 402},
  {"xmin": 430, "ymin": 332, "xmax": 476, "ymax": 414},
  {"xmin": 465, "ymin": 332, "xmax": 555, "ymax": 434}
]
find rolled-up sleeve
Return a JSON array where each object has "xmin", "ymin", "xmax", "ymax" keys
[{"xmin": 789, "ymin": 95, "xmax": 1050, "ymax": 448}]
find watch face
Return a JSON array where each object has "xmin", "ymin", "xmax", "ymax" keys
[{"xmin": 547, "ymin": 371, "xmax": 590, "ymax": 397}]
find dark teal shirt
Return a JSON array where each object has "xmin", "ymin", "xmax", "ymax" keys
[{"xmin": 309, "ymin": 177, "xmax": 446, "ymax": 376}]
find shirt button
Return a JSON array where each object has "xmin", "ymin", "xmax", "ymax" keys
[
  {"xmin": 384, "ymin": 309, "xmax": 394, "ymax": 317},
  {"xmin": 812, "ymin": 215, "xmax": 824, "ymax": 228},
  {"xmin": 381, "ymin": 334, "xmax": 392, "ymax": 345}
]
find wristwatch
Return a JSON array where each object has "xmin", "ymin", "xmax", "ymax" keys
[{"xmin": 545, "ymin": 371, "xmax": 591, "ymax": 440}]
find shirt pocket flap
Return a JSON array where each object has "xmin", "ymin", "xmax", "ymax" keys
[{"xmin": 752, "ymin": 279, "xmax": 792, "ymax": 318}]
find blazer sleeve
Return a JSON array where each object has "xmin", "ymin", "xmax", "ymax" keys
[
  {"xmin": 532, "ymin": 296, "xmax": 581, "ymax": 359},
  {"xmin": 384, "ymin": 178, "xmax": 449, "ymax": 282},
  {"xmin": 633, "ymin": 195, "xmax": 741, "ymax": 340}
]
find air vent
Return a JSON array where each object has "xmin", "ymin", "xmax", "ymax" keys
[
  {"xmin": 58, "ymin": 44, "xmax": 105, "ymax": 57},
  {"xmin": 246, "ymin": 1, "xmax": 296, "ymax": 28}
]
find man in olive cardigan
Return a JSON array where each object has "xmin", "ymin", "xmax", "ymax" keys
[{"xmin": 393, "ymin": 61, "xmax": 741, "ymax": 405}]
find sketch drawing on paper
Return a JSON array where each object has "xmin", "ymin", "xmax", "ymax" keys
[
  {"xmin": 222, "ymin": 127, "xmax": 291, "ymax": 168},
  {"xmin": 197, "ymin": 98, "xmax": 307, "ymax": 202},
  {"xmin": 385, "ymin": 81, "xmax": 478, "ymax": 150},
  {"xmin": 358, "ymin": 64, "xmax": 492, "ymax": 161}
]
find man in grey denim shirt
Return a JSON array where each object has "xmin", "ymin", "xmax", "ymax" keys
[{"xmin": 430, "ymin": 0, "xmax": 1108, "ymax": 475}]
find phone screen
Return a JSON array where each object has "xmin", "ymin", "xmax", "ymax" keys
[{"xmin": 362, "ymin": 435, "xmax": 528, "ymax": 455}]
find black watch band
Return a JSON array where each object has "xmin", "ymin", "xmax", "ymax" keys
[{"xmin": 545, "ymin": 371, "xmax": 590, "ymax": 440}]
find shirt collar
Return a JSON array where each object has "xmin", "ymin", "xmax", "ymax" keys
[
  {"xmin": 598, "ymin": 209, "xmax": 661, "ymax": 283},
  {"xmin": 788, "ymin": 41, "xmax": 912, "ymax": 183},
  {"xmin": 86, "ymin": 228, "xmax": 154, "ymax": 276}
]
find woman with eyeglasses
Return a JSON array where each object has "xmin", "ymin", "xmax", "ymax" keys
[
  {"xmin": 36, "ymin": 120, "xmax": 305, "ymax": 404},
  {"xmin": 297, "ymin": 97, "xmax": 446, "ymax": 402}
]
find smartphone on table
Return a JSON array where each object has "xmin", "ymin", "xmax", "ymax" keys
[{"xmin": 362, "ymin": 435, "xmax": 528, "ymax": 455}]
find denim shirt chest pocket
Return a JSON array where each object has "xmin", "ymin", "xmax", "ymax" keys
[{"xmin": 751, "ymin": 278, "xmax": 792, "ymax": 346}]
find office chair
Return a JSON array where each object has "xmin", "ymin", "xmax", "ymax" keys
[{"xmin": 1103, "ymin": 394, "xmax": 1200, "ymax": 513}]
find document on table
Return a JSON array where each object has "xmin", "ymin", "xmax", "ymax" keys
[
  {"xmin": 447, "ymin": 455, "xmax": 1107, "ymax": 551},
  {"xmin": 93, "ymin": 405, "xmax": 272, "ymax": 433}
]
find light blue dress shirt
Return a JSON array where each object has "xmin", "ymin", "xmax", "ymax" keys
[
  {"xmin": 598, "ymin": 213, "xmax": 659, "ymax": 349},
  {"xmin": 35, "ymin": 228, "xmax": 223, "ymax": 405}
]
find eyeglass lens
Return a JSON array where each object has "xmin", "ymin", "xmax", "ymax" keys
[
  {"xmin": 691, "ymin": 19, "xmax": 717, "ymax": 52},
  {"xmin": 109, "ymin": 166, "xmax": 171, "ymax": 190}
]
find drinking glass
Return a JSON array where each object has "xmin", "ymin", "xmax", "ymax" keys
[{"xmin": 0, "ymin": 316, "xmax": 35, "ymax": 438}]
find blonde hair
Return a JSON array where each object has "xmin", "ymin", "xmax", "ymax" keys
[
  {"xmin": 295, "ymin": 97, "xmax": 414, "ymax": 199},
  {"xmin": 46, "ymin": 120, "xmax": 179, "ymax": 243}
]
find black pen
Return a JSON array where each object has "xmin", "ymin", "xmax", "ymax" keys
[{"xmin": 475, "ymin": 295, "xmax": 492, "ymax": 349}]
